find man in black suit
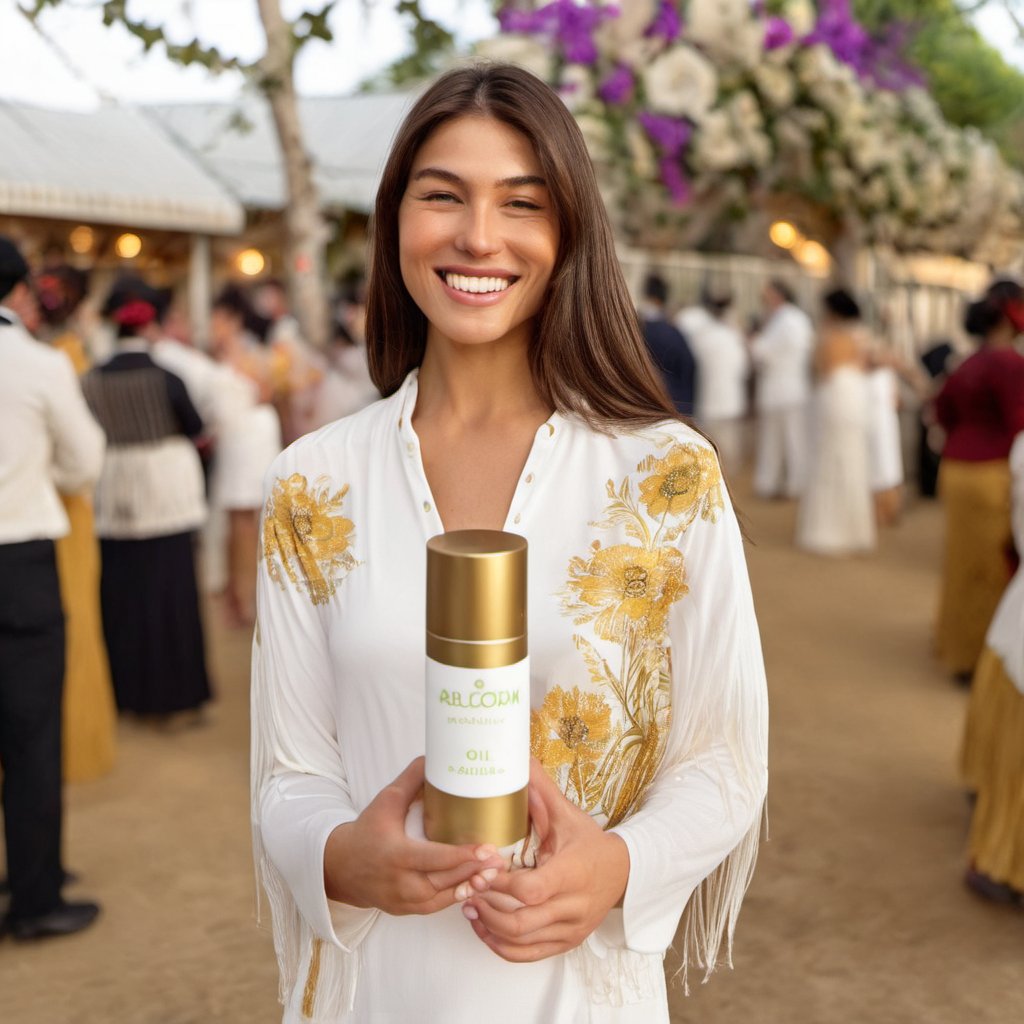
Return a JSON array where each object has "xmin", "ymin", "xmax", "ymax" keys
[
  {"xmin": 0, "ymin": 236, "xmax": 105, "ymax": 940},
  {"xmin": 639, "ymin": 273, "xmax": 697, "ymax": 416}
]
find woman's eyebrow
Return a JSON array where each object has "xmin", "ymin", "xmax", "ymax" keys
[{"xmin": 411, "ymin": 167, "xmax": 547, "ymax": 189}]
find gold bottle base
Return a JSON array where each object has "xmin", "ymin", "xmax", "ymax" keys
[{"xmin": 423, "ymin": 782, "xmax": 529, "ymax": 847}]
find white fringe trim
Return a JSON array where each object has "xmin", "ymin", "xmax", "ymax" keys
[{"xmin": 670, "ymin": 807, "xmax": 765, "ymax": 995}]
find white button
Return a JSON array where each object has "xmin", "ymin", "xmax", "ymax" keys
[
  {"xmin": 423, "ymin": 501, "xmax": 432, "ymax": 513},
  {"xmin": 406, "ymin": 442, "xmax": 415, "ymax": 454},
  {"xmin": 525, "ymin": 473, "xmax": 534, "ymax": 484},
  {"xmin": 513, "ymin": 513, "xmax": 521, "ymax": 524}
]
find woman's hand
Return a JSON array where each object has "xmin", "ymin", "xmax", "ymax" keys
[
  {"xmin": 324, "ymin": 757, "xmax": 505, "ymax": 916},
  {"xmin": 461, "ymin": 759, "xmax": 630, "ymax": 962}
]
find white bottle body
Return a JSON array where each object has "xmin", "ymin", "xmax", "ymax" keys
[{"xmin": 424, "ymin": 656, "xmax": 530, "ymax": 799}]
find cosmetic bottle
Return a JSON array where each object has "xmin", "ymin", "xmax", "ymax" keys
[{"xmin": 424, "ymin": 530, "xmax": 529, "ymax": 846}]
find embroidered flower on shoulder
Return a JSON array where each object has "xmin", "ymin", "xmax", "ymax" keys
[
  {"xmin": 262, "ymin": 473, "xmax": 357, "ymax": 605},
  {"xmin": 564, "ymin": 542, "xmax": 687, "ymax": 644},
  {"xmin": 637, "ymin": 442, "xmax": 723, "ymax": 532}
]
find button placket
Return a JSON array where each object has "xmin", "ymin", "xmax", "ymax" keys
[{"xmin": 504, "ymin": 415, "xmax": 561, "ymax": 532}]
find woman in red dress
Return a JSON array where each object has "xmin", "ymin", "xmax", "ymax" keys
[{"xmin": 935, "ymin": 279, "xmax": 1024, "ymax": 681}]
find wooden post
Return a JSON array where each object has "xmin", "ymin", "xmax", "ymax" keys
[{"xmin": 189, "ymin": 233, "xmax": 211, "ymax": 350}]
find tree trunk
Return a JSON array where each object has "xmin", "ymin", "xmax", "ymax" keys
[{"xmin": 256, "ymin": 0, "xmax": 329, "ymax": 349}]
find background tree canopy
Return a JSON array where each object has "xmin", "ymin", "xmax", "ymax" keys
[{"xmin": 853, "ymin": 0, "xmax": 1024, "ymax": 166}]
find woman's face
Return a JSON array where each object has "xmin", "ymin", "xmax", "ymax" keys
[{"xmin": 398, "ymin": 115, "xmax": 560, "ymax": 354}]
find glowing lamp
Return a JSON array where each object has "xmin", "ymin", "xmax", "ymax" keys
[
  {"xmin": 69, "ymin": 225, "xmax": 94, "ymax": 254},
  {"xmin": 794, "ymin": 239, "xmax": 831, "ymax": 277},
  {"xmin": 236, "ymin": 249, "xmax": 266, "ymax": 276},
  {"xmin": 115, "ymin": 233, "xmax": 142, "ymax": 259},
  {"xmin": 769, "ymin": 221, "xmax": 799, "ymax": 250}
]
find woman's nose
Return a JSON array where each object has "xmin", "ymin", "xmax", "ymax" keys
[{"xmin": 455, "ymin": 203, "xmax": 501, "ymax": 257}]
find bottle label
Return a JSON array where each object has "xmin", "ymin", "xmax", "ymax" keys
[{"xmin": 425, "ymin": 656, "xmax": 530, "ymax": 798}]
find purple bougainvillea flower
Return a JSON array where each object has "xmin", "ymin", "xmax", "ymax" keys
[
  {"xmin": 598, "ymin": 64, "xmax": 635, "ymax": 105},
  {"xmin": 805, "ymin": 0, "xmax": 923, "ymax": 90},
  {"xmin": 645, "ymin": 1, "xmax": 683, "ymax": 42},
  {"xmin": 659, "ymin": 157, "xmax": 691, "ymax": 206},
  {"xmin": 638, "ymin": 111, "xmax": 692, "ymax": 158},
  {"xmin": 764, "ymin": 17, "xmax": 794, "ymax": 51},
  {"xmin": 498, "ymin": 1, "xmax": 617, "ymax": 67}
]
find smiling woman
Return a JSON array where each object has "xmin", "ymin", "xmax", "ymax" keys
[
  {"xmin": 397, "ymin": 115, "xmax": 559, "ymax": 356},
  {"xmin": 251, "ymin": 62, "xmax": 769, "ymax": 1024}
]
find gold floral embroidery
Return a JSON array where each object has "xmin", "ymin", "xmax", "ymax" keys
[
  {"xmin": 564, "ymin": 543, "xmax": 686, "ymax": 644},
  {"xmin": 637, "ymin": 443, "xmax": 723, "ymax": 536},
  {"xmin": 531, "ymin": 686, "xmax": 614, "ymax": 809},
  {"xmin": 541, "ymin": 439, "xmax": 722, "ymax": 826},
  {"xmin": 263, "ymin": 473, "xmax": 357, "ymax": 605}
]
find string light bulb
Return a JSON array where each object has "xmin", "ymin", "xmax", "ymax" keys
[
  {"xmin": 236, "ymin": 248, "xmax": 266, "ymax": 276},
  {"xmin": 794, "ymin": 239, "xmax": 831, "ymax": 277},
  {"xmin": 115, "ymin": 233, "xmax": 142, "ymax": 259},
  {"xmin": 69, "ymin": 225, "xmax": 94, "ymax": 254},
  {"xmin": 769, "ymin": 220, "xmax": 799, "ymax": 250}
]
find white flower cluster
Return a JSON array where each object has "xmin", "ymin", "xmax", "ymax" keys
[
  {"xmin": 794, "ymin": 45, "xmax": 1021, "ymax": 252},
  {"xmin": 642, "ymin": 44, "xmax": 718, "ymax": 121},
  {"xmin": 484, "ymin": 0, "xmax": 1024, "ymax": 256}
]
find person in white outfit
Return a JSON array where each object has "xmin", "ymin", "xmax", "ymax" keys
[
  {"xmin": 796, "ymin": 289, "xmax": 875, "ymax": 556},
  {"xmin": 679, "ymin": 289, "xmax": 749, "ymax": 474},
  {"xmin": 866, "ymin": 353, "xmax": 905, "ymax": 525},
  {"xmin": 750, "ymin": 279, "xmax": 813, "ymax": 498},
  {"xmin": 251, "ymin": 64, "xmax": 767, "ymax": 1024},
  {"xmin": 312, "ymin": 275, "xmax": 381, "ymax": 425},
  {"xmin": 208, "ymin": 286, "xmax": 283, "ymax": 627}
]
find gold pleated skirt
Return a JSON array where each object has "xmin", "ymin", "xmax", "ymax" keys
[
  {"xmin": 961, "ymin": 647, "xmax": 1024, "ymax": 891},
  {"xmin": 936, "ymin": 459, "xmax": 1013, "ymax": 676},
  {"xmin": 57, "ymin": 494, "xmax": 117, "ymax": 783}
]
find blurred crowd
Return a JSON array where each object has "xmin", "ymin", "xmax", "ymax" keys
[
  {"xmin": 0, "ymin": 235, "xmax": 380, "ymax": 940},
  {"xmin": 639, "ymin": 270, "xmax": 1024, "ymax": 910},
  {"xmin": 639, "ymin": 272, "xmax": 920, "ymax": 549},
  {"xmin": 1, "ymin": 222, "xmax": 1022, "ymax": 942}
]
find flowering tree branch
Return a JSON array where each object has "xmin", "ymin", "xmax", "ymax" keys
[{"xmin": 484, "ymin": 0, "xmax": 1024, "ymax": 259}]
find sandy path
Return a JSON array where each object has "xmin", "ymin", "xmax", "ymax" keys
[{"xmin": 2, "ymin": 483, "xmax": 1020, "ymax": 1024}]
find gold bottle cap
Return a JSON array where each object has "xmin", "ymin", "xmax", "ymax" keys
[{"xmin": 426, "ymin": 531, "xmax": 527, "ymax": 667}]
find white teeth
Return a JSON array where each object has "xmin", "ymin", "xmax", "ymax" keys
[{"xmin": 444, "ymin": 273, "xmax": 512, "ymax": 294}]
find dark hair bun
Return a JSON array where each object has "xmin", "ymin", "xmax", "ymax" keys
[
  {"xmin": 964, "ymin": 278, "xmax": 1023, "ymax": 338},
  {"xmin": 823, "ymin": 288, "xmax": 861, "ymax": 321},
  {"xmin": 964, "ymin": 299, "xmax": 1000, "ymax": 338}
]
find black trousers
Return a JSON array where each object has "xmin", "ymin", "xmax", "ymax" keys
[{"xmin": 0, "ymin": 539, "xmax": 65, "ymax": 920}]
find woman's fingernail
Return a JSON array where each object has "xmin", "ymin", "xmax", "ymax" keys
[
  {"xmin": 480, "ymin": 868, "xmax": 498, "ymax": 882},
  {"xmin": 475, "ymin": 844, "xmax": 498, "ymax": 861},
  {"xmin": 455, "ymin": 882, "xmax": 470, "ymax": 901},
  {"xmin": 462, "ymin": 904, "xmax": 479, "ymax": 921}
]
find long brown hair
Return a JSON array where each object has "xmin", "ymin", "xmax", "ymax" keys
[{"xmin": 365, "ymin": 62, "xmax": 679, "ymax": 429}]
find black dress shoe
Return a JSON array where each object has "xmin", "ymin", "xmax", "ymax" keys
[{"xmin": 5, "ymin": 900, "xmax": 100, "ymax": 940}]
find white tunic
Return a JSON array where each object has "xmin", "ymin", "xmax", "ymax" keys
[
  {"xmin": 685, "ymin": 316, "xmax": 750, "ymax": 423},
  {"xmin": 796, "ymin": 366, "xmax": 875, "ymax": 556},
  {"xmin": 866, "ymin": 366, "xmax": 904, "ymax": 492},
  {"xmin": 750, "ymin": 303, "xmax": 814, "ymax": 412},
  {"xmin": 987, "ymin": 433, "xmax": 1024, "ymax": 694},
  {"xmin": 252, "ymin": 370, "xmax": 768, "ymax": 1023},
  {"xmin": 0, "ymin": 311, "xmax": 105, "ymax": 543}
]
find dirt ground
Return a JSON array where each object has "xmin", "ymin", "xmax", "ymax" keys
[{"xmin": 2, "ymin": 479, "xmax": 1021, "ymax": 1024}]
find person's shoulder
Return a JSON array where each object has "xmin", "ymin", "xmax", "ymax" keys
[
  {"xmin": 987, "ymin": 346, "xmax": 1024, "ymax": 370},
  {"xmin": 644, "ymin": 318, "xmax": 686, "ymax": 344},
  {"xmin": 583, "ymin": 416, "xmax": 718, "ymax": 467},
  {"xmin": 3, "ymin": 326, "xmax": 75, "ymax": 376},
  {"xmin": 266, "ymin": 391, "xmax": 395, "ymax": 482},
  {"xmin": 153, "ymin": 339, "xmax": 213, "ymax": 373}
]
